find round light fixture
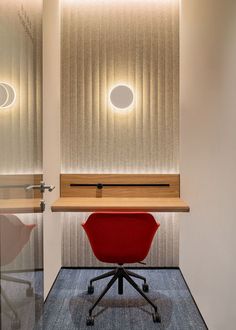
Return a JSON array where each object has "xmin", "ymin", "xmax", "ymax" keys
[
  {"xmin": 0, "ymin": 82, "xmax": 16, "ymax": 109},
  {"xmin": 109, "ymin": 84, "xmax": 134, "ymax": 111}
]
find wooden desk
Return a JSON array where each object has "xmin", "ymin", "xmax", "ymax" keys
[
  {"xmin": 51, "ymin": 197, "xmax": 190, "ymax": 213},
  {"xmin": 0, "ymin": 199, "xmax": 42, "ymax": 214}
]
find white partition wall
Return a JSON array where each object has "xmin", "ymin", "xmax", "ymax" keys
[
  {"xmin": 180, "ymin": 0, "xmax": 236, "ymax": 329},
  {"xmin": 43, "ymin": 0, "xmax": 62, "ymax": 298}
]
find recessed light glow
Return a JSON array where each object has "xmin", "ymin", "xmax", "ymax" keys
[
  {"xmin": 64, "ymin": 0, "xmax": 175, "ymax": 4},
  {"xmin": 109, "ymin": 84, "xmax": 134, "ymax": 112},
  {"xmin": 0, "ymin": 82, "xmax": 16, "ymax": 109}
]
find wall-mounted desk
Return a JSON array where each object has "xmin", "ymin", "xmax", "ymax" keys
[
  {"xmin": 51, "ymin": 197, "xmax": 190, "ymax": 213},
  {"xmin": 0, "ymin": 198, "xmax": 42, "ymax": 214},
  {"xmin": 0, "ymin": 174, "xmax": 43, "ymax": 214},
  {"xmin": 51, "ymin": 174, "xmax": 189, "ymax": 213}
]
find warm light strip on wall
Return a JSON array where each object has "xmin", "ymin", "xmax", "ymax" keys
[
  {"xmin": 0, "ymin": 171, "xmax": 43, "ymax": 175},
  {"xmin": 61, "ymin": 169, "xmax": 179, "ymax": 174},
  {"xmin": 64, "ymin": 0, "xmax": 176, "ymax": 3},
  {"xmin": 63, "ymin": 0, "xmax": 179, "ymax": 8}
]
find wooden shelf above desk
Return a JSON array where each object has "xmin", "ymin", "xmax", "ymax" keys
[
  {"xmin": 0, "ymin": 199, "xmax": 42, "ymax": 214},
  {"xmin": 51, "ymin": 197, "xmax": 190, "ymax": 213}
]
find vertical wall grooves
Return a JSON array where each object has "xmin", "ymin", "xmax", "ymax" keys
[
  {"xmin": 61, "ymin": 0, "xmax": 179, "ymax": 267},
  {"xmin": 0, "ymin": 1, "xmax": 42, "ymax": 174},
  {"xmin": 0, "ymin": 1, "xmax": 43, "ymax": 271}
]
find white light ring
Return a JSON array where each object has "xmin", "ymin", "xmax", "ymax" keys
[
  {"xmin": 0, "ymin": 82, "xmax": 16, "ymax": 109},
  {"xmin": 109, "ymin": 84, "xmax": 134, "ymax": 112},
  {"xmin": 0, "ymin": 84, "xmax": 9, "ymax": 107}
]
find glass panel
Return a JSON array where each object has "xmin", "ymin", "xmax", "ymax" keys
[{"xmin": 0, "ymin": 1, "xmax": 43, "ymax": 329}]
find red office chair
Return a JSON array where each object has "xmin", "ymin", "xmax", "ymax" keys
[{"xmin": 82, "ymin": 212, "xmax": 161, "ymax": 326}]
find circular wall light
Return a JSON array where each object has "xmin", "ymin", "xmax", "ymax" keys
[
  {"xmin": 0, "ymin": 82, "xmax": 16, "ymax": 109},
  {"xmin": 109, "ymin": 84, "xmax": 134, "ymax": 111}
]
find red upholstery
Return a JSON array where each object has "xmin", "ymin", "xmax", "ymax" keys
[{"xmin": 82, "ymin": 212, "xmax": 160, "ymax": 264}]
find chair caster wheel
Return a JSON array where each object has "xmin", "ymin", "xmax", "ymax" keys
[
  {"xmin": 87, "ymin": 285, "xmax": 94, "ymax": 294},
  {"xmin": 11, "ymin": 318, "xmax": 21, "ymax": 330},
  {"xmin": 142, "ymin": 283, "xmax": 149, "ymax": 292},
  {"xmin": 86, "ymin": 316, "xmax": 94, "ymax": 326},
  {"xmin": 26, "ymin": 287, "xmax": 34, "ymax": 297},
  {"xmin": 152, "ymin": 312, "xmax": 161, "ymax": 323}
]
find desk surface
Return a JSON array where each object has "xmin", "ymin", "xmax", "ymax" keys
[
  {"xmin": 51, "ymin": 197, "xmax": 190, "ymax": 213},
  {"xmin": 0, "ymin": 199, "xmax": 42, "ymax": 214}
]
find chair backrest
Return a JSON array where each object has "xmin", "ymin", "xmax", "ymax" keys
[
  {"xmin": 82, "ymin": 212, "xmax": 160, "ymax": 264},
  {"xmin": 0, "ymin": 214, "xmax": 36, "ymax": 266}
]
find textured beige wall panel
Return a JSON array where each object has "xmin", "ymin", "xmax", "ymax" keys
[
  {"xmin": 61, "ymin": 0, "xmax": 179, "ymax": 267},
  {"xmin": 61, "ymin": 0, "xmax": 179, "ymax": 174},
  {"xmin": 0, "ymin": 0, "xmax": 42, "ymax": 174}
]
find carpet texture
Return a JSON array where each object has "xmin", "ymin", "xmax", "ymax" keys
[{"xmin": 41, "ymin": 269, "xmax": 207, "ymax": 330}]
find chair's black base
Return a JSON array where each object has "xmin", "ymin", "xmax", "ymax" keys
[
  {"xmin": 86, "ymin": 267, "xmax": 161, "ymax": 326},
  {"xmin": 1, "ymin": 274, "xmax": 34, "ymax": 297},
  {"xmin": 86, "ymin": 316, "xmax": 94, "ymax": 326},
  {"xmin": 0, "ymin": 285, "xmax": 21, "ymax": 330},
  {"xmin": 0, "ymin": 274, "xmax": 34, "ymax": 329},
  {"xmin": 142, "ymin": 283, "xmax": 149, "ymax": 292},
  {"xmin": 11, "ymin": 318, "xmax": 21, "ymax": 330}
]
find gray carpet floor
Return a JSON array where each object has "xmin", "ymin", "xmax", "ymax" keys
[
  {"xmin": 1, "ymin": 271, "xmax": 43, "ymax": 330},
  {"xmin": 41, "ymin": 269, "xmax": 207, "ymax": 330}
]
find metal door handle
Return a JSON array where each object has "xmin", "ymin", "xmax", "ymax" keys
[{"xmin": 25, "ymin": 181, "xmax": 55, "ymax": 193}]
